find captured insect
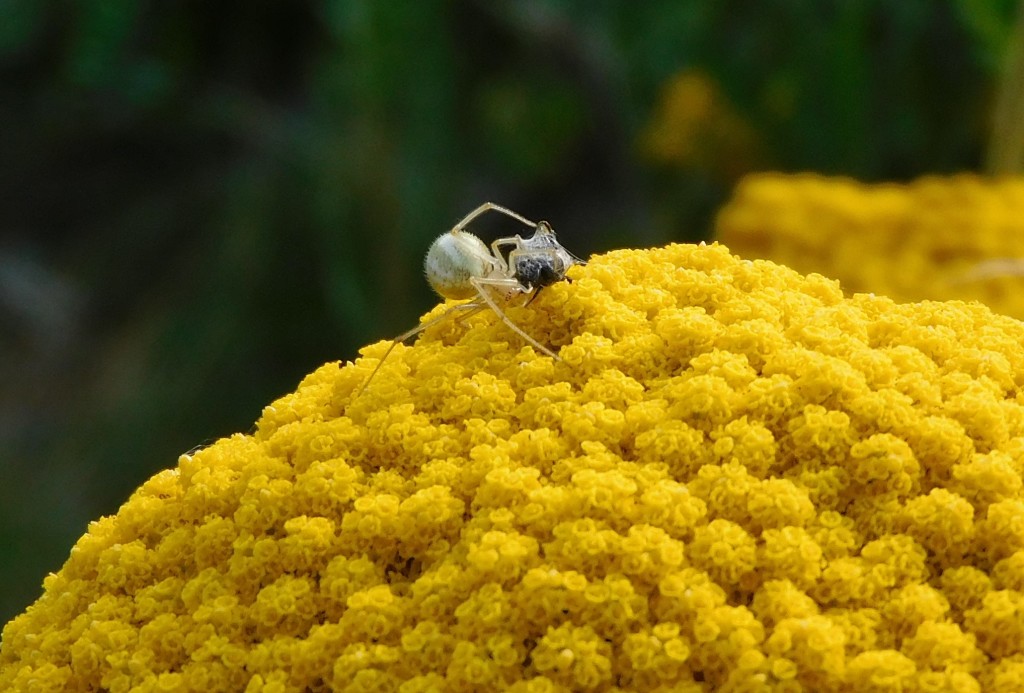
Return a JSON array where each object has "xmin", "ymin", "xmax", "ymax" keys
[{"xmin": 354, "ymin": 202, "xmax": 585, "ymax": 396}]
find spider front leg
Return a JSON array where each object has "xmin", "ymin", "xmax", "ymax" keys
[
  {"xmin": 451, "ymin": 202, "xmax": 538, "ymax": 236},
  {"xmin": 469, "ymin": 275, "xmax": 560, "ymax": 360}
]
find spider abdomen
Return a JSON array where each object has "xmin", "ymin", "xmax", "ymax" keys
[{"xmin": 424, "ymin": 230, "xmax": 497, "ymax": 300}]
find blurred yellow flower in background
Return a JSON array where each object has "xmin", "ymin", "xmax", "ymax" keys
[
  {"xmin": 640, "ymin": 70, "xmax": 760, "ymax": 182},
  {"xmin": 4, "ymin": 240, "xmax": 1024, "ymax": 690},
  {"xmin": 716, "ymin": 173, "xmax": 1024, "ymax": 319}
]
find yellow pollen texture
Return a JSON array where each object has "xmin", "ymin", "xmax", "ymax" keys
[{"xmin": 4, "ymin": 242, "xmax": 1024, "ymax": 692}]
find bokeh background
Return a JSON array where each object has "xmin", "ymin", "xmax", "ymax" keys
[{"xmin": 2, "ymin": 0, "xmax": 1022, "ymax": 626}]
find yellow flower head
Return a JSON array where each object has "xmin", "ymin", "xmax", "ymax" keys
[
  {"xmin": 716, "ymin": 172, "xmax": 1024, "ymax": 321},
  {"xmin": 4, "ymin": 241, "xmax": 1024, "ymax": 691},
  {"xmin": 640, "ymin": 70, "xmax": 759, "ymax": 181}
]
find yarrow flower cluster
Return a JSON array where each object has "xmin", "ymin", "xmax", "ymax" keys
[
  {"xmin": 4, "ymin": 241, "xmax": 1024, "ymax": 691},
  {"xmin": 716, "ymin": 172, "xmax": 1024, "ymax": 320},
  {"xmin": 639, "ymin": 69, "xmax": 758, "ymax": 181}
]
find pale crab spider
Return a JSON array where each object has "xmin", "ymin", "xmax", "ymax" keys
[{"xmin": 354, "ymin": 202, "xmax": 584, "ymax": 396}]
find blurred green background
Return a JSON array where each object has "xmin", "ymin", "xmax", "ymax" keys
[{"xmin": 1, "ymin": 0, "xmax": 1020, "ymax": 625}]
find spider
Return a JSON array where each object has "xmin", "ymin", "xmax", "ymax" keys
[{"xmin": 354, "ymin": 202, "xmax": 584, "ymax": 396}]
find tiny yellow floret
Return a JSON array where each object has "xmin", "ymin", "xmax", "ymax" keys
[{"xmin": 4, "ymin": 241, "xmax": 1024, "ymax": 690}]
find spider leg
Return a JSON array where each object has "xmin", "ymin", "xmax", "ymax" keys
[
  {"xmin": 452, "ymin": 203, "xmax": 538, "ymax": 235},
  {"xmin": 470, "ymin": 276, "xmax": 560, "ymax": 360},
  {"xmin": 491, "ymin": 235, "xmax": 526, "ymax": 257},
  {"xmin": 353, "ymin": 301, "xmax": 484, "ymax": 397},
  {"xmin": 452, "ymin": 303, "xmax": 489, "ymax": 325},
  {"xmin": 489, "ymin": 235, "xmax": 526, "ymax": 274}
]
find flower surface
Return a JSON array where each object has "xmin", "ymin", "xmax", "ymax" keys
[
  {"xmin": 3, "ymin": 242, "xmax": 1024, "ymax": 691},
  {"xmin": 717, "ymin": 173, "xmax": 1024, "ymax": 320}
]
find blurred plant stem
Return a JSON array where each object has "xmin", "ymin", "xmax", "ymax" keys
[{"xmin": 988, "ymin": 0, "xmax": 1024, "ymax": 173}]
